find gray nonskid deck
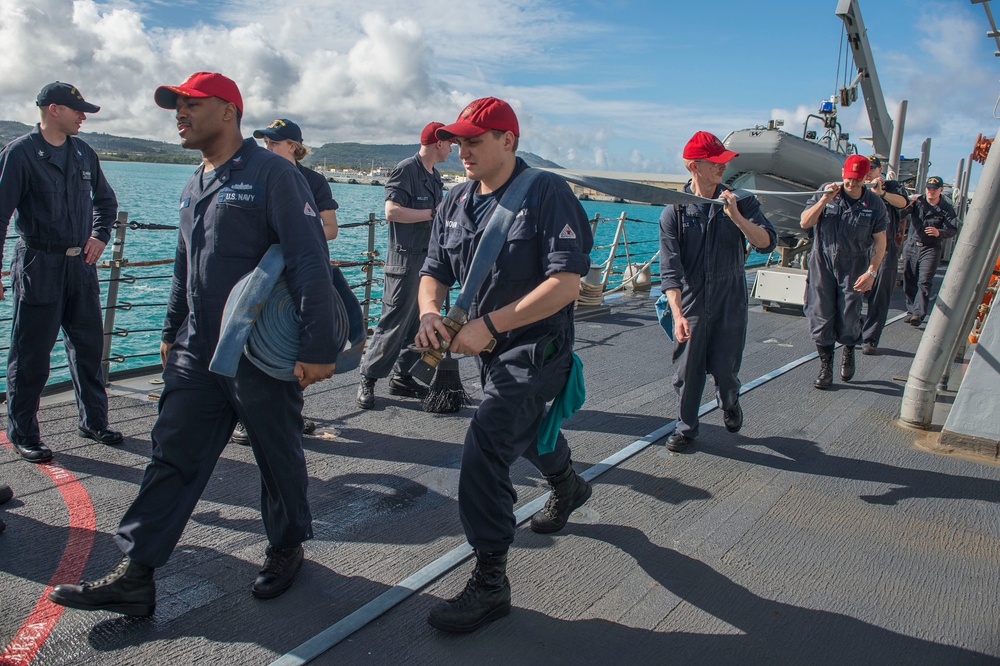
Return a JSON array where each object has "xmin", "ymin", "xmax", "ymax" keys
[{"xmin": 1, "ymin": 284, "xmax": 997, "ymax": 664}]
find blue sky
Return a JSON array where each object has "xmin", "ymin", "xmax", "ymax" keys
[{"xmin": 0, "ymin": 0, "xmax": 995, "ymax": 185}]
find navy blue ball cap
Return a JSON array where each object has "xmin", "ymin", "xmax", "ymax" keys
[
  {"xmin": 252, "ymin": 118, "xmax": 303, "ymax": 143},
  {"xmin": 926, "ymin": 176, "xmax": 944, "ymax": 189},
  {"xmin": 36, "ymin": 82, "xmax": 100, "ymax": 113}
]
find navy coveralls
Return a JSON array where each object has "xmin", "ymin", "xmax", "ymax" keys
[
  {"xmin": 298, "ymin": 163, "xmax": 339, "ymax": 217},
  {"xmin": 804, "ymin": 186, "xmax": 887, "ymax": 348},
  {"xmin": 360, "ymin": 154, "xmax": 443, "ymax": 380},
  {"xmin": 115, "ymin": 140, "xmax": 341, "ymax": 567},
  {"xmin": 421, "ymin": 158, "xmax": 592, "ymax": 553},
  {"xmin": 902, "ymin": 196, "xmax": 958, "ymax": 322},
  {"xmin": 0, "ymin": 126, "xmax": 117, "ymax": 447},
  {"xmin": 862, "ymin": 180, "xmax": 909, "ymax": 346},
  {"xmin": 659, "ymin": 184, "xmax": 776, "ymax": 439}
]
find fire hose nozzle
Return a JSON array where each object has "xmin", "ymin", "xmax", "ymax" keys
[{"xmin": 408, "ymin": 307, "xmax": 495, "ymax": 384}]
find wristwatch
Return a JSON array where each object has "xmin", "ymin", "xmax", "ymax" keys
[
  {"xmin": 867, "ymin": 268, "xmax": 877, "ymax": 278},
  {"xmin": 482, "ymin": 312, "xmax": 500, "ymax": 338}
]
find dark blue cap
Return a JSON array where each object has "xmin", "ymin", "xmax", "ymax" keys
[
  {"xmin": 36, "ymin": 82, "xmax": 100, "ymax": 113},
  {"xmin": 252, "ymin": 118, "xmax": 303, "ymax": 143},
  {"xmin": 926, "ymin": 176, "xmax": 944, "ymax": 189}
]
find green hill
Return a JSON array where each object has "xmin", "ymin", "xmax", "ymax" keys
[
  {"xmin": 305, "ymin": 142, "xmax": 561, "ymax": 172},
  {"xmin": 0, "ymin": 120, "xmax": 199, "ymax": 164},
  {"xmin": 0, "ymin": 120, "xmax": 562, "ymax": 170}
]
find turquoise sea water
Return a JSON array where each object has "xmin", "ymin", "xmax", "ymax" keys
[{"xmin": 1, "ymin": 161, "xmax": 769, "ymax": 389}]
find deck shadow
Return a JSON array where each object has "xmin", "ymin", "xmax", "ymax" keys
[
  {"xmin": 191, "ymin": 471, "xmax": 465, "ymax": 545},
  {"xmin": 707, "ymin": 435, "xmax": 1000, "ymax": 506},
  {"xmin": 526, "ymin": 523, "xmax": 995, "ymax": 664},
  {"xmin": 82, "ymin": 545, "xmax": 391, "ymax": 658},
  {"xmin": 835, "ymin": 379, "xmax": 904, "ymax": 397},
  {"xmin": 300, "ymin": 427, "xmax": 464, "ymax": 466},
  {"xmin": 561, "ymin": 409, "xmax": 666, "ymax": 437}
]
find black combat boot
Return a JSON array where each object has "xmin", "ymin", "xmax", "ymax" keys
[
  {"xmin": 530, "ymin": 464, "xmax": 592, "ymax": 534},
  {"xmin": 48, "ymin": 556, "xmax": 155, "ymax": 616},
  {"xmin": 387, "ymin": 374, "xmax": 428, "ymax": 399},
  {"xmin": 252, "ymin": 544, "xmax": 304, "ymax": 599},
  {"xmin": 428, "ymin": 549, "xmax": 511, "ymax": 633},
  {"xmin": 814, "ymin": 344, "xmax": 835, "ymax": 390},
  {"xmin": 356, "ymin": 376, "xmax": 376, "ymax": 409},
  {"xmin": 841, "ymin": 345, "xmax": 856, "ymax": 381},
  {"xmin": 0, "ymin": 483, "xmax": 11, "ymax": 535}
]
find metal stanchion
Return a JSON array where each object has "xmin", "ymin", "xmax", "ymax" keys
[{"xmin": 100, "ymin": 212, "xmax": 128, "ymax": 384}]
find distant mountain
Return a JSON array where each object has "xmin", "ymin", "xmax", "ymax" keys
[
  {"xmin": 0, "ymin": 120, "xmax": 563, "ymax": 170},
  {"xmin": 305, "ymin": 142, "xmax": 561, "ymax": 171},
  {"xmin": 306, "ymin": 142, "xmax": 562, "ymax": 172},
  {"xmin": 0, "ymin": 121, "xmax": 32, "ymax": 146},
  {"xmin": 0, "ymin": 120, "xmax": 199, "ymax": 164}
]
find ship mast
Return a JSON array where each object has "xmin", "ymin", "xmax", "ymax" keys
[{"xmin": 835, "ymin": 0, "xmax": 893, "ymax": 157}]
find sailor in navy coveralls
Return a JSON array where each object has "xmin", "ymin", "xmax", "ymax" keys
[
  {"xmin": 0, "ymin": 82, "xmax": 122, "ymax": 463},
  {"xmin": 253, "ymin": 118, "xmax": 340, "ymax": 241},
  {"xmin": 226, "ymin": 117, "xmax": 343, "ymax": 444},
  {"xmin": 659, "ymin": 131, "xmax": 776, "ymax": 454},
  {"xmin": 801, "ymin": 154, "xmax": 887, "ymax": 389},
  {"xmin": 901, "ymin": 176, "xmax": 958, "ymax": 326},
  {"xmin": 49, "ymin": 73, "xmax": 342, "ymax": 617},
  {"xmin": 416, "ymin": 98, "xmax": 593, "ymax": 633},
  {"xmin": 356, "ymin": 122, "xmax": 452, "ymax": 409},
  {"xmin": 860, "ymin": 155, "xmax": 910, "ymax": 354}
]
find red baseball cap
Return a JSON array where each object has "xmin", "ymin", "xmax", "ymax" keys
[
  {"xmin": 843, "ymin": 154, "xmax": 870, "ymax": 180},
  {"xmin": 683, "ymin": 131, "xmax": 738, "ymax": 164},
  {"xmin": 420, "ymin": 122, "xmax": 447, "ymax": 145},
  {"xmin": 436, "ymin": 97, "xmax": 519, "ymax": 140},
  {"xmin": 154, "ymin": 72, "xmax": 244, "ymax": 114}
]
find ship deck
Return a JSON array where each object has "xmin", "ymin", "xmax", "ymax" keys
[{"xmin": 1, "ymin": 275, "xmax": 998, "ymax": 665}]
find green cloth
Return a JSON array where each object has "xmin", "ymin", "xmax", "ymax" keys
[{"xmin": 537, "ymin": 352, "xmax": 586, "ymax": 455}]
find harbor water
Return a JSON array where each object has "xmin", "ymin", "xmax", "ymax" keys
[{"xmin": 0, "ymin": 160, "xmax": 771, "ymax": 390}]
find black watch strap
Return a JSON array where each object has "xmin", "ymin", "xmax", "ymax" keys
[{"xmin": 482, "ymin": 313, "xmax": 500, "ymax": 338}]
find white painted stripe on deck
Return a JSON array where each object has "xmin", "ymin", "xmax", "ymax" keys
[{"xmin": 271, "ymin": 312, "xmax": 908, "ymax": 665}]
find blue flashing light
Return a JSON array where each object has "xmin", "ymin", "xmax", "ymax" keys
[{"xmin": 819, "ymin": 100, "xmax": 835, "ymax": 114}]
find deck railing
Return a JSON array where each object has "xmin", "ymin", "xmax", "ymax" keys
[{"xmin": 0, "ymin": 210, "xmax": 655, "ymax": 392}]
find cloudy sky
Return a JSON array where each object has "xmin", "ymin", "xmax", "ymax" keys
[{"xmin": 0, "ymin": 0, "xmax": 996, "ymax": 184}]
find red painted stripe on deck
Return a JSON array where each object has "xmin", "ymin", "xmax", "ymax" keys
[{"xmin": 1, "ymin": 437, "xmax": 96, "ymax": 665}]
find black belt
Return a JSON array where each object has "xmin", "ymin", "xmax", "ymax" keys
[
  {"xmin": 913, "ymin": 241, "xmax": 939, "ymax": 248},
  {"xmin": 22, "ymin": 239, "xmax": 83, "ymax": 256}
]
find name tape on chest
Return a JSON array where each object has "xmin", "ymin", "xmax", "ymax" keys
[{"xmin": 217, "ymin": 181, "xmax": 264, "ymax": 205}]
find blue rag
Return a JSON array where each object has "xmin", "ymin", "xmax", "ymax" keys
[
  {"xmin": 537, "ymin": 352, "xmax": 586, "ymax": 455},
  {"xmin": 654, "ymin": 293, "xmax": 675, "ymax": 341}
]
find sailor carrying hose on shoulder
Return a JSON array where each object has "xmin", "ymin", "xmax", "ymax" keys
[
  {"xmin": 901, "ymin": 175, "xmax": 958, "ymax": 327},
  {"xmin": 801, "ymin": 154, "xmax": 887, "ymax": 389},
  {"xmin": 860, "ymin": 154, "xmax": 910, "ymax": 355},
  {"xmin": 658, "ymin": 131, "xmax": 777, "ymax": 454}
]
